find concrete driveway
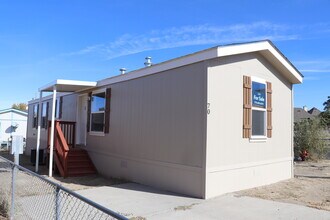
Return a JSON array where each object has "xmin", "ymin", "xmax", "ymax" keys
[{"xmin": 77, "ymin": 183, "xmax": 330, "ymax": 220}]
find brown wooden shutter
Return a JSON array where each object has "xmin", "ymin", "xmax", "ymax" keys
[
  {"xmin": 104, "ymin": 88, "xmax": 111, "ymax": 134},
  {"xmin": 59, "ymin": 96, "xmax": 63, "ymax": 119},
  {"xmin": 243, "ymin": 75, "xmax": 252, "ymax": 138},
  {"xmin": 87, "ymin": 92, "xmax": 92, "ymax": 132},
  {"xmin": 266, "ymin": 82, "xmax": 272, "ymax": 138}
]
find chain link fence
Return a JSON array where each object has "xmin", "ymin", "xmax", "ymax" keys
[{"xmin": 0, "ymin": 156, "xmax": 128, "ymax": 220}]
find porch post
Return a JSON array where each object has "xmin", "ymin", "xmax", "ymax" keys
[
  {"xmin": 49, "ymin": 86, "xmax": 57, "ymax": 177},
  {"xmin": 35, "ymin": 91, "xmax": 43, "ymax": 173}
]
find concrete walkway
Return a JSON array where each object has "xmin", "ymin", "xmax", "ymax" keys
[{"xmin": 77, "ymin": 183, "xmax": 330, "ymax": 220}]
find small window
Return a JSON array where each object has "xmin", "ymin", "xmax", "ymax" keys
[
  {"xmin": 41, "ymin": 102, "xmax": 48, "ymax": 129},
  {"xmin": 251, "ymin": 80, "xmax": 267, "ymax": 137},
  {"xmin": 90, "ymin": 92, "xmax": 105, "ymax": 132},
  {"xmin": 33, "ymin": 104, "xmax": 38, "ymax": 128},
  {"xmin": 55, "ymin": 99, "xmax": 60, "ymax": 119}
]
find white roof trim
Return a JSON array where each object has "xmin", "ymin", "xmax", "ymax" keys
[
  {"xmin": 216, "ymin": 41, "xmax": 302, "ymax": 83},
  {"xmin": 39, "ymin": 79, "xmax": 97, "ymax": 92},
  {"xmin": 98, "ymin": 40, "xmax": 302, "ymax": 87},
  {"xmin": 0, "ymin": 108, "xmax": 28, "ymax": 116}
]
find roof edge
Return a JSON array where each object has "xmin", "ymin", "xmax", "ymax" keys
[
  {"xmin": 0, "ymin": 108, "xmax": 28, "ymax": 115},
  {"xmin": 98, "ymin": 40, "xmax": 303, "ymax": 87}
]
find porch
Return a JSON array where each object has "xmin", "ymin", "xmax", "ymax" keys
[
  {"xmin": 47, "ymin": 120, "xmax": 96, "ymax": 177},
  {"xmin": 35, "ymin": 79, "xmax": 97, "ymax": 177}
]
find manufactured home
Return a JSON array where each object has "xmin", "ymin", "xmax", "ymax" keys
[
  {"xmin": 0, "ymin": 108, "xmax": 27, "ymax": 150},
  {"xmin": 26, "ymin": 40, "xmax": 303, "ymax": 199}
]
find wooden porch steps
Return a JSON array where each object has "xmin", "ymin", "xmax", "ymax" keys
[
  {"xmin": 66, "ymin": 149, "xmax": 97, "ymax": 177},
  {"xmin": 48, "ymin": 120, "xmax": 97, "ymax": 178}
]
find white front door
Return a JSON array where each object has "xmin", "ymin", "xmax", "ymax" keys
[{"xmin": 77, "ymin": 94, "xmax": 88, "ymax": 146}]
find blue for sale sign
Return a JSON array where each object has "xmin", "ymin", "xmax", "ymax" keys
[{"xmin": 252, "ymin": 82, "xmax": 266, "ymax": 108}]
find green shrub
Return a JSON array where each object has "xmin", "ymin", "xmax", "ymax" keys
[{"xmin": 294, "ymin": 118, "xmax": 327, "ymax": 160}]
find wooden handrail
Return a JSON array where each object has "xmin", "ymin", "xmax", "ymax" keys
[
  {"xmin": 56, "ymin": 122, "xmax": 70, "ymax": 152},
  {"xmin": 48, "ymin": 120, "xmax": 76, "ymax": 177}
]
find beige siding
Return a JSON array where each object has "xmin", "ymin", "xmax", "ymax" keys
[
  {"xmin": 25, "ymin": 94, "xmax": 77, "ymax": 155},
  {"xmin": 87, "ymin": 62, "xmax": 207, "ymax": 198},
  {"xmin": 205, "ymin": 52, "xmax": 293, "ymax": 198}
]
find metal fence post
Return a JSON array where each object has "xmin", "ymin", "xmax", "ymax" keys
[
  {"xmin": 10, "ymin": 164, "xmax": 16, "ymax": 220},
  {"xmin": 55, "ymin": 186, "xmax": 60, "ymax": 220}
]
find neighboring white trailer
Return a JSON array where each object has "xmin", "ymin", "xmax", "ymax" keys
[{"xmin": 0, "ymin": 108, "xmax": 27, "ymax": 151}]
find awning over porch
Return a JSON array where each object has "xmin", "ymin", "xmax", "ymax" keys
[
  {"xmin": 39, "ymin": 79, "xmax": 97, "ymax": 92},
  {"xmin": 36, "ymin": 79, "xmax": 97, "ymax": 177}
]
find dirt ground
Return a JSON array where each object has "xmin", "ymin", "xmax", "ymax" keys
[
  {"xmin": 238, "ymin": 160, "xmax": 330, "ymax": 211},
  {"xmin": 0, "ymin": 151, "xmax": 126, "ymax": 191},
  {"xmin": 1, "ymin": 151, "xmax": 329, "ymax": 212}
]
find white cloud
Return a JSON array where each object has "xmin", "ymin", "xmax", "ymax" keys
[
  {"xmin": 65, "ymin": 22, "xmax": 299, "ymax": 60},
  {"xmin": 295, "ymin": 60, "xmax": 330, "ymax": 74}
]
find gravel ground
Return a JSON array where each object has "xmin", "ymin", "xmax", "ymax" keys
[{"xmin": 238, "ymin": 160, "xmax": 330, "ymax": 211}]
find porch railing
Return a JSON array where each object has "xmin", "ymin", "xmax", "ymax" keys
[
  {"xmin": 48, "ymin": 120, "xmax": 76, "ymax": 177},
  {"xmin": 48, "ymin": 120, "xmax": 76, "ymax": 149}
]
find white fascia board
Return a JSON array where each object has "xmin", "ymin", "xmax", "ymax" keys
[
  {"xmin": 217, "ymin": 41, "xmax": 303, "ymax": 84},
  {"xmin": 265, "ymin": 43, "xmax": 303, "ymax": 84},
  {"xmin": 56, "ymin": 79, "xmax": 97, "ymax": 87},
  {"xmin": 97, "ymin": 47, "xmax": 218, "ymax": 87},
  {"xmin": 39, "ymin": 79, "xmax": 97, "ymax": 92}
]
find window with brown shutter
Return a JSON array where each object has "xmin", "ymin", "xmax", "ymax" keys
[
  {"xmin": 87, "ymin": 89, "xmax": 111, "ymax": 134},
  {"xmin": 243, "ymin": 76, "xmax": 272, "ymax": 139},
  {"xmin": 243, "ymin": 75, "xmax": 252, "ymax": 138}
]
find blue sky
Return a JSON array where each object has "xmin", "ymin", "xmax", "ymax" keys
[{"xmin": 0, "ymin": 0, "xmax": 329, "ymax": 110}]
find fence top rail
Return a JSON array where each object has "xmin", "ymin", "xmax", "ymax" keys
[{"xmin": 0, "ymin": 155, "xmax": 128, "ymax": 220}]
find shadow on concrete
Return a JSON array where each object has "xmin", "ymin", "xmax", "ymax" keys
[{"xmin": 108, "ymin": 182, "xmax": 195, "ymax": 198}]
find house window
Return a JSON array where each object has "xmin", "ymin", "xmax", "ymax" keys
[
  {"xmin": 41, "ymin": 102, "xmax": 48, "ymax": 129},
  {"xmin": 33, "ymin": 104, "xmax": 38, "ymax": 128},
  {"xmin": 251, "ymin": 80, "xmax": 266, "ymax": 137},
  {"xmin": 55, "ymin": 98, "xmax": 60, "ymax": 119},
  {"xmin": 90, "ymin": 92, "xmax": 105, "ymax": 132}
]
